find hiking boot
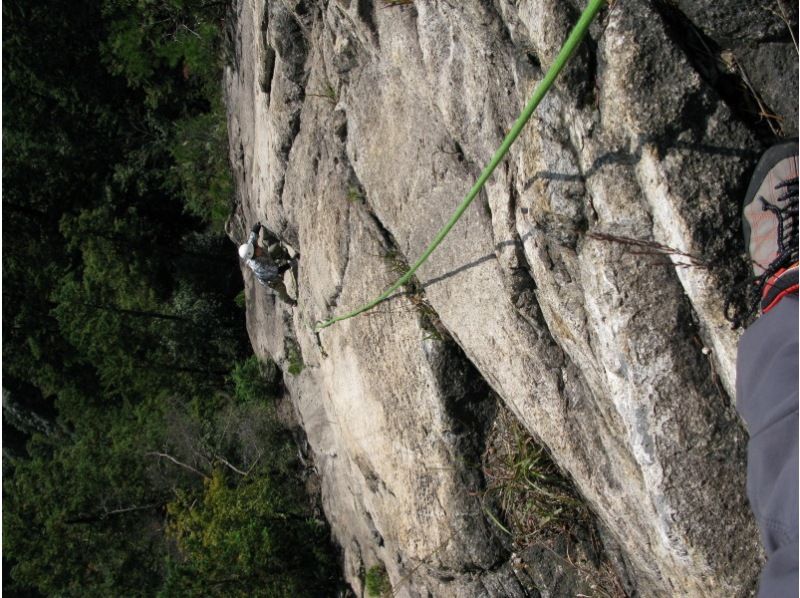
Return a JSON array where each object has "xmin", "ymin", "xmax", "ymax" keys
[{"xmin": 740, "ymin": 140, "xmax": 798, "ymax": 321}]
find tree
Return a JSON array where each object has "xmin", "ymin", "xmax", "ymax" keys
[
  {"xmin": 3, "ymin": 0, "xmax": 341, "ymax": 594},
  {"xmin": 4, "ymin": 400, "xmax": 169, "ymax": 597}
]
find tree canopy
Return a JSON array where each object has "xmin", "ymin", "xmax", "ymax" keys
[{"xmin": 3, "ymin": 1, "xmax": 339, "ymax": 594}]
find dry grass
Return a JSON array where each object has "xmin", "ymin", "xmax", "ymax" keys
[
  {"xmin": 764, "ymin": 0, "xmax": 798, "ymax": 54},
  {"xmin": 481, "ymin": 405, "xmax": 628, "ymax": 598},
  {"xmin": 482, "ymin": 407, "xmax": 592, "ymax": 545},
  {"xmin": 718, "ymin": 49, "xmax": 785, "ymax": 137},
  {"xmin": 382, "ymin": 0, "xmax": 414, "ymax": 7},
  {"xmin": 307, "ymin": 83, "xmax": 338, "ymax": 105},
  {"xmin": 586, "ymin": 231, "xmax": 708, "ymax": 269}
]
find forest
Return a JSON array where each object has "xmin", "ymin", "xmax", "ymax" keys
[{"xmin": 3, "ymin": 1, "xmax": 338, "ymax": 595}]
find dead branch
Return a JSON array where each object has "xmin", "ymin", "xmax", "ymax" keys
[
  {"xmin": 586, "ymin": 231, "xmax": 708, "ymax": 268},
  {"xmin": 146, "ymin": 451, "xmax": 208, "ymax": 479},
  {"xmin": 764, "ymin": 1, "xmax": 799, "ymax": 54},
  {"xmin": 720, "ymin": 49, "xmax": 784, "ymax": 137},
  {"xmin": 214, "ymin": 455, "xmax": 248, "ymax": 476}
]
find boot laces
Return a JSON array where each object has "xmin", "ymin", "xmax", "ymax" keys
[{"xmin": 724, "ymin": 176, "xmax": 798, "ymax": 328}]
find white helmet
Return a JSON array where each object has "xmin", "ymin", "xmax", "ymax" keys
[{"xmin": 238, "ymin": 243, "xmax": 254, "ymax": 260}]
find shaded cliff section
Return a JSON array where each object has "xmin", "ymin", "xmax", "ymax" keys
[{"xmin": 225, "ymin": 0, "xmax": 797, "ymax": 595}]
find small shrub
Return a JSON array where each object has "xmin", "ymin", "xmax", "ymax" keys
[
  {"xmin": 231, "ymin": 356, "xmax": 279, "ymax": 403},
  {"xmin": 322, "ymin": 83, "xmax": 338, "ymax": 103},
  {"xmin": 169, "ymin": 107, "xmax": 234, "ymax": 229},
  {"xmin": 365, "ymin": 564, "xmax": 391, "ymax": 597},
  {"xmin": 382, "ymin": 249, "xmax": 409, "ymax": 277},
  {"xmin": 234, "ymin": 289, "xmax": 246, "ymax": 309},
  {"xmin": 482, "ymin": 406, "xmax": 591, "ymax": 545},
  {"xmin": 285, "ymin": 340, "xmax": 304, "ymax": 376},
  {"xmin": 347, "ymin": 186, "xmax": 365, "ymax": 203},
  {"xmin": 308, "ymin": 83, "xmax": 337, "ymax": 104},
  {"xmin": 164, "ymin": 469, "xmax": 337, "ymax": 596}
]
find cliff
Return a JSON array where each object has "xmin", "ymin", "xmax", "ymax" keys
[{"xmin": 224, "ymin": 1, "xmax": 798, "ymax": 595}]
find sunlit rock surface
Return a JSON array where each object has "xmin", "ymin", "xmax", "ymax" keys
[{"xmin": 226, "ymin": 0, "xmax": 797, "ymax": 595}]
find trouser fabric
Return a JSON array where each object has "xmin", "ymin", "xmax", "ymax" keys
[{"xmin": 737, "ymin": 296, "xmax": 799, "ymax": 597}]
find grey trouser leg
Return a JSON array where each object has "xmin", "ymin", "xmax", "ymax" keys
[{"xmin": 737, "ymin": 296, "xmax": 799, "ymax": 597}]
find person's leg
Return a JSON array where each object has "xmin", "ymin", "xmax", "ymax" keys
[
  {"xmin": 267, "ymin": 242, "xmax": 286, "ymax": 261},
  {"xmin": 733, "ymin": 140, "xmax": 798, "ymax": 597},
  {"xmin": 267, "ymin": 264, "xmax": 297, "ymax": 306},
  {"xmin": 737, "ymin": 296, "xmax": 798, "ymax": 597}
]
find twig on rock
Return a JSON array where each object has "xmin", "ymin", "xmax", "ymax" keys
[{"xmin": 586, "ymin": 231, "xmax": 708, "ymax": 269}]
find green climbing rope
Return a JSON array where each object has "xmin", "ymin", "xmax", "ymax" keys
[{"xmin": 315, "ymin": 0, "xmax": 607, "ymax": 332}]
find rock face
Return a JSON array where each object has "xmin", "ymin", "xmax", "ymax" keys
[{"xmin": 225, "ymin": 1, "xmax": 797, "ymax": 595}]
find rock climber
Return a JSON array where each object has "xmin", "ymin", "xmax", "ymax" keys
[
  {"xmin": 729, "ymin": 140, "xmax": 798, "ymax": 597},
  {"xmin": 238, "ymin": 222, "xmax": 297, "ymax": 305}
]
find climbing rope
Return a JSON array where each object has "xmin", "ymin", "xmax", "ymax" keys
[{"xmin": 315, "ymin": 0, "xmax": 607, "ymax": 331}]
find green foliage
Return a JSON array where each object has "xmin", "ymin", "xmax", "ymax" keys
[
  {"xmin": 4, "ymin": 400, "xmax": 169, "ymax": 597},
  {"xmin": 163, "ymin": 468, "xmax": 336, "ymax": 597},
  {"xmin": 482, "ymin": 407, "xmax": 590, "ymax": 546},
  {"xmin": 365, "ymin": 564, "xmax": 392, "ymax": 597},
  {"xmin": 156, "ymin": 384, "xmax": 335, "ymax": 597},
  {"xmin": 100, "ymin": 0, "xmax": 224, "ymax": 106},
  {"xmin": 3, "ymin": 0, "xmax": 340, "ymax": 595},
  {"xmin": 234, "ymin": 289, "xmax": 246, "ymax": 309},
  {"xmin": 309, "ymin": 82, "xmax": 338, "ymax": 105},
  {"xmin": 285, "ymin": 340, "xmax": 304, "ymax": 376},
  {"xmin": 347, "ymin": 186, "xmax": 365, "ymax": 203},
  {"xmin": 99, "ymin": 0, "xmax": 234, "ymax": 223},
  {"xmin": 231, "ymin": 356, "xmax": 280, "ymax": 404},
  {"xmin": 170, "ymin": 108, "xmax": 234, "ymax": 227},
  {"xmin": 3, "ymin": 0, "xmax": 238, "ymax": 401}
]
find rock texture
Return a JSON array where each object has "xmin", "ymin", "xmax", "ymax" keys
[{"xmin": 225, "ymin": 0, "xmax": 797, "ymax": 595}]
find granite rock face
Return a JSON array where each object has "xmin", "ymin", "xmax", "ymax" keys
[{"xmin": 225, "ymin": 1, "xmax": 797, "ymax": 595}]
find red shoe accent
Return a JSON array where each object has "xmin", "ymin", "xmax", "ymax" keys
[
  {"xmin": 762, "ymin": 283, "xmax": 799, "ymax": 314},
  {"xmin": 760, "ymin": 265, "xmax": 791, "ymax": 299}
]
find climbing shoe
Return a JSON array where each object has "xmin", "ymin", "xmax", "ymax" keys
[{"xmin": 730, "ymin": 140, "xmax": 799, "ymax": 326}]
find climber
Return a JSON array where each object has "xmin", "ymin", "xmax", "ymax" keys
[
  {"xmin": 729, "ymin": 140, "xmax": 798, "ymax": 597},
  {"xmin": 238, "ymin": 222, "xmax": 297, "ymax": 305}
]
